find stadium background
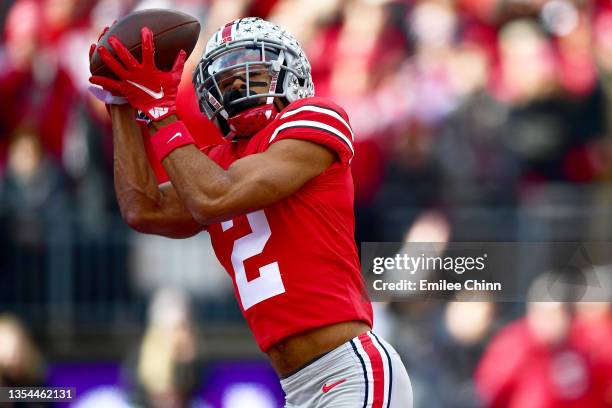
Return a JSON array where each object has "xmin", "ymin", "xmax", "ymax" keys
[{"xmin": 1, "ymin": 0, "xmax": 612, "ymax": 406}]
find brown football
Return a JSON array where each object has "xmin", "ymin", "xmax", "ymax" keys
[{"xmin": 89, "ymin": 8, "xmax": 201, "ymax": 79}]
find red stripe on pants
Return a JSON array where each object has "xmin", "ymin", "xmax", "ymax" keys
[{"xmin": 359, "ymin": 333, "xmax": 384, "ymax": 408}]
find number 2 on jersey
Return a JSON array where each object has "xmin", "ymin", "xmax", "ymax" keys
[{"xmin": 222, "ymin": 210, "xmax": 285, "ymax": 310}]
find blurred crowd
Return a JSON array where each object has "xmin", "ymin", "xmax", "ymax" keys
[
  {"xmin": 2, "ymin": 0, "xmax": 612, "ymax": 407},
  {"xmin": 0, "ymin": 290, "xmax": 206, "ymax": 408},
  {"xmin": 1, "ymin": 0, "xmax": 612, "ymax": 239},
  {"xmin": 376, "ymin": 272, "xmax": 612, "ymax": 407}
]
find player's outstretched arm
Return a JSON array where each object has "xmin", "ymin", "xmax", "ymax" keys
[
  {"xmin": 158, "ymin": 130, "xmax": 335, "ymax": 225},
  {"xmin": 111, "ymin": 105, "xmax": 202, "ymax": 238}
]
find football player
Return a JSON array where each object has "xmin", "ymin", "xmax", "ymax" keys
[{"xmin": 89, "ymin": 17, "xmax": 412, "ymax": 408}]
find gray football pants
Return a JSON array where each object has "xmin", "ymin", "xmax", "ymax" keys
[{"xmin": 281, "ymin": 331, "xmax": 413, "ymax": 408}]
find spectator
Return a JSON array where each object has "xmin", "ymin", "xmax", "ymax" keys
[
  {"xmin": 127, "ymin": 289, "xmax": 203, "ymax": 408},
  {"xmin": 0, "ymin": 313, "xmax": 47, "ymax": 407},
  {"xmin": 0, "ymin": 126, "xmax": 71, "ymax": 246},
  {"xmin": 476, "ymin": 299, "xmax": 612, "ymax": 407},
  {"xmin": 0, "ymin": 126, "xmax": 72, "ymax": 309}
]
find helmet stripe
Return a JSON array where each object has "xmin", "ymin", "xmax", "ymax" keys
[{"xmin": 220, "ymin": 21, "xmax": 235, "ymax": 43}]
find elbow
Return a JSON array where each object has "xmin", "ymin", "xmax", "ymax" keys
[
  {"xmin": 185, "ymin": 196, "xmax": 226, "ymax": 225},
  {"xmin": 182, "ymin": 178, "xmax": 232, "ymax": 225},
  {"xmin": 123, "ymin": 209, "xmax": 150, "ymax": 233}
]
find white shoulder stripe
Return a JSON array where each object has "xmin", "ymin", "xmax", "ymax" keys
[
  {"xmin": 269, "ymin": 120, "xmax": 354, "ymax": 155},
  {"xmin": 280, "ymin": 105, "xmax": 355, "ymax": 141}
]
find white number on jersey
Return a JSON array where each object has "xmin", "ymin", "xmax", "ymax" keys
[{"xmin": 222, "ymin": 210, "xmax": 285, "ymax": 310}]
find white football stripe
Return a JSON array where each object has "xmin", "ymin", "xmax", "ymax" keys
[
  {"xmin": 230, "ymin": 19, "xmax": 238, "ymax": 41},
  {"xmin": 269, "ymin": 120, "xmax": 354, "ymax": 155},
  {"xmin": 354, "ymin": 336, "xmax": 375, "ymax": 408},
  {"xmin": 280, "ymin": 105, "xmax": 355, "ymax": 141}
]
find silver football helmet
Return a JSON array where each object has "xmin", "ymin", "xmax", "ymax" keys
[{"xmin": 192, "ymin": 17, "xmax": 315, "ymax": 136}]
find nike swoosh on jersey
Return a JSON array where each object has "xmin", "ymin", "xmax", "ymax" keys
[
  {"xmin": 322, "ymin": 379, "xmax": 347, "ymax": 393},
  {"xmin": 167, "ymin": 132, "xmax": 182, "ymax": 143},
  {"xmin": 126, "ymin": 80, "xmax": 164, "ymax": 99}
]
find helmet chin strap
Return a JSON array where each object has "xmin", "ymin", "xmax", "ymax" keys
[{"xmin": 227, "ymin": 51, "xmax": 285, "ymax": 138}]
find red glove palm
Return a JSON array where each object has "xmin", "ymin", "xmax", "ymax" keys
[{"xmin": 89, "ymin": 27, "xmax": 186, "ymax": 122}]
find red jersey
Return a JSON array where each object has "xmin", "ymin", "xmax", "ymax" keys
[{"xmin": 204, "ymin": 96, "xmax": 373, "ymax": 351}]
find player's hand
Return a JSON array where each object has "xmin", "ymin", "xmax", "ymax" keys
[{"xmin": 89, "ymin": 26, "xmax": 186, "ymax": 122}]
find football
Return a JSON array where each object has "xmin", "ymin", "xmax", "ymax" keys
[{"xmin": 89, "ymin": 8, "xmax": 201, "ymax": 79}]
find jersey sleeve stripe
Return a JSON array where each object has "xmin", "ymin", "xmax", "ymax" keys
[
  {"xmin": 269, "ymin": 120, "xmax": 355, "ymax": 155},
  {"xmin": 280, "ymin": 105, "xmax": 355, "ymax": 141}
]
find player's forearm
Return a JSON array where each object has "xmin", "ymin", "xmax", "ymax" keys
[
  {"xmin": 110, "ymin": 105, "xmax": 165, "ymax": 228},
  {"xmin": 161, "ymin": 145, "xmax": 237, "ymax": 224},
  {"xmin": 159, "ymin": 138, "xmax": 333, "ymax": 225},
  {"xmin": 110, "ymin": 108, "xmax": 200, "ymax": 237}
]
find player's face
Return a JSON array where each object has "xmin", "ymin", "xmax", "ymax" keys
[
  {"xmin": 217, "ymin": 68, "xmax": 272, "ymax": 95},
  {"xmin": 209, "ymin": 47, "xmax": 279, "ymax": 98},
  {"xmin": 216, "ymin": 66, "xmax": 277, "ymax": 117},
  {"xmin": 206, "ymin": 48, "xmax": 283, "ymax": 118}
]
